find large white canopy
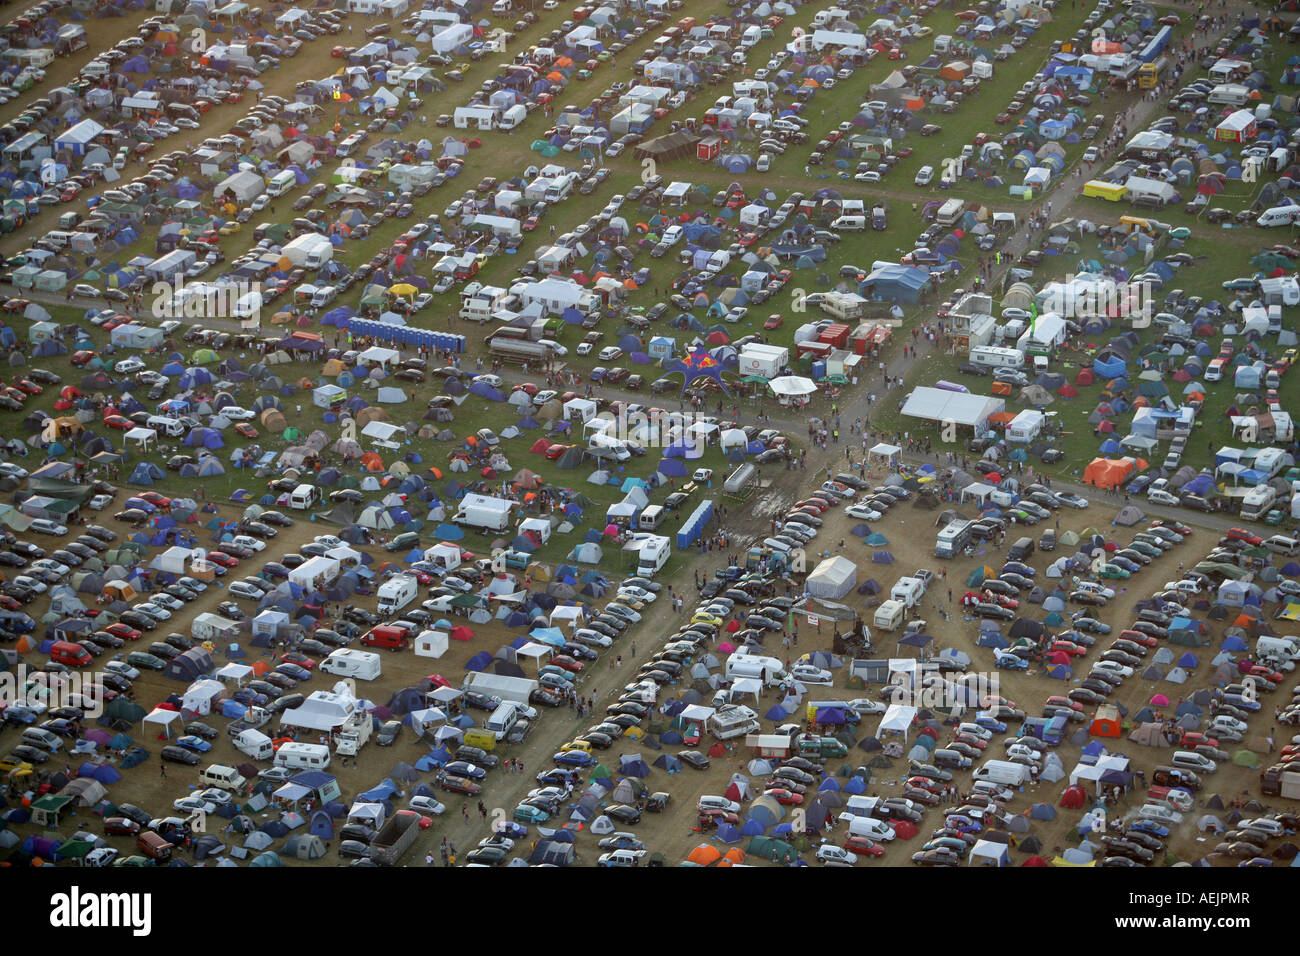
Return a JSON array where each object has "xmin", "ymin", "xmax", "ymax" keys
[{"xmin": 768, "ymin": 375, "xmax": 817, "ymax": 397}]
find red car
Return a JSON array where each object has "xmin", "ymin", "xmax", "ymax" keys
[
  {"xmin": 12, "ymin": 379, "xmax": 41, "ymax": 395},
  {"xmin": 105, "ymin": 623, "xmax": 141, "ymax": 641},
  {"xmin": 551, "ymin": 655, "xmax": 584, "ymax": 673},
  {"xmin": 761, "ymin": 787, "xmax": 803, "ymax": 806},
  {"xmin": 512, "ymin": 382, "xmax": 539, "ymax": 397},
  {"xmin": 104, "ymin": 817, "xmax": 141, "ymax": 836},
  {"xmin": 697, "ymin": 809, "xmax": 739, "ymax": 828},
  {"xmin": 1048, "ymin": 641, "xmax": 1087, "ymax": 658},
  {"xmin": 71, "ymin": 350, "xmax": 97, "ymax": 367},
  {"xmin": 1118, "ymin": 629, "xmax": 1158, "ymax": 648},
  {"xmin": 764, "ymin": 314, "xmax": 784, "ymax": 330},
  {"xmin": 906, "ymin": 775, "xmax": 944, "ymax": 794},
  {"xmin": 102, "ymin": 414, "xmax": 132, "ymax": 430},
  {"xmin": 1044, "ymin": 695, "xmax": 1083, "ymax": 712},
  {"xmin": 278, "ymin": 652, "xmax": 317, "ymax": 670},
  {"xmin": 438, "ymin": 774, "xmax": 482, "ymax": 796},
  {"xmin": 139, "ymin": 492, "xmax": 171, "ymax": 509},
  {"xmin": 843, "ymin": 836, "xmax": 886, "ymax": 857},
  {"xmin": 544, "ymin": 444, "xmax": 572, "ymax": 461},
  {"xmin": 234, "ymin": 423, "xmax": 258, "ymax": 439},
  {"xmin": 1, "ymin": 299, "xmax": 29, "ymax": 314},
  {"xmin": 1225, "ymin": 527, "xmax": 1262, "ymax": 546},
  {"xmin": 206, "ymin": 552, "xmax": 239, "ymax": 568}
]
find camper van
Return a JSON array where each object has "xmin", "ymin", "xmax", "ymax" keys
[
  {"xmin": 969, "ymin": 345, "xmax": 1025, "ymax": 370},
  {"xmin": 830, "ymin": 215, "xmax": 866, "ymax": 232},
  {"xmin": 146, "ymin": 415, "xmax": 187, "ymax": 438},
  {"xmin": 274, "ymin": 742, "xmax": 331, "ymax": 771},
  {"xmin": 873, "ymin": 599, "xmax": 906, "ymax": 631},
  {"xmin": 724, "ymin": 653, "xmax": 789, "ymax": 687},
  {"xmin": 890, "ymin": 576, "xmax": 926, "ymax": 608},
  {"xmin": 320, "ymin": 648, "xmax": 383, "ymax": 680},
  {"xmin": 935, "ymin": 199, "xmax": 966, "ymax": 227},
  {"xmin": 935, "ymin": 519, "xmax": 972, "ymax": 558}
]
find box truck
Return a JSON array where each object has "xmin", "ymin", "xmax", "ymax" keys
[
  {"xmin": 454, "ymin": 493, "xmax": 514, "ymax": 531},
  {"xmin": 1260, "ymin": 765, "xmax": 1300, "ymax": 799},
  {"xmin": 377, "ymin": 575, "xmax": 418, "ymax": 616},
  {"xmin": 462, "ymin": 670, "xmax": 538, "ymax": 706}
]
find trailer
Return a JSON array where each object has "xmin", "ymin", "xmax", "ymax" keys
[
  {"xmin": 462, "ymin": 670, "xmax": 538, "ymax": 706},
  {"xmin": 369, "ymin": 809, "xmax": 420, "ymax": 865}
]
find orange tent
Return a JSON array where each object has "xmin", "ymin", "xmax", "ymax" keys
[
  {"xmin": 686, "ymin": 845, "xmax": 722, "ymax": 866},
  {"xmin": 1082, "ymin": 457, "xmax": 1134, "ymax": 489},
  {"xmin": 359, "ymin": 452, "xmax": 384, "ymax": 472}
]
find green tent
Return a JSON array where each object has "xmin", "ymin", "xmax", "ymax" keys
[
  {"xmin": 57, "ymin": 838, "xmax": 94, "ymax": 859},
  {"xmin": 191, "ymin": 348, "xmax": 218, "ymax": 365},
  {"xmin": 747, "ymin": 836, "xmax": 797, "ymax": 863},
  {"xmin": 1232, "ymin": 749, "xmax": 1260, "ymax": 768}
]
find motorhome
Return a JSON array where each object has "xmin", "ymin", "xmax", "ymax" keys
[
  {"xmin": 935, "ymin": 519, "xmax": 973, "ymax": 558},
  {"xmin": 969, "ymin": 345, "xmax": 1025, "ymax": 370}
]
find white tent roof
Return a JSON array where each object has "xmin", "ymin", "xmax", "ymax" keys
[
  {"xmin": 214, "ymin": 662, "xmax": 253, "ymax": 681},
  {"xmin": 878, "ymin": 703, "xmax": 917, "ymax": 737},
  {"xmin": 901, "ymin": 387, "xmax": 1005, "ymax": 428}
]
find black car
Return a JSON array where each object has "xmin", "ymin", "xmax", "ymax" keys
[
  {"xmin": 376, "ymin": 720, "xmax": 402, "ymax": 746},
  {"xmin": 161, "ymin": 745, "xmax": 201, "ymax": 765},
  {"xmin": 605, "ymin": 804, "xmax": 641, "ymax": 825},
  {"xmin": 679, "ymin": 750, "xmax": 710, "ymax": 770}
]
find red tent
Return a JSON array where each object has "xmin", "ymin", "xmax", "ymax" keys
[
  {"xmin": 449, "ymin": 626, "xmax": 474, "ymax": 641},
  {"xmin": 891, "ymin": 820, "xmax": 918, "ymax": 840},
  {"xmin": 1059, "ymin": 785, "xmax": 1087, "ymax": 809},
  {"xmin": 1074, "ymin": 368, "xmax": 1095, "ymax": 386},
  {"xmin": 708, "ymin": 742, "xmax": 727, "ymax": 757}
]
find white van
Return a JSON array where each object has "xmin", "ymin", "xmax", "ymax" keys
[
  {"xmin": 198, "ymin": 764, "xmax": 247, "ymax": 791},
  {"xmin": 485, "ymin": 702, "xmax": 519, "ymax": 741},
  {"xmin": 831, "ymin": 215, "xmax": 867, "ymax": 232},
  {"xmin": 145, "ymin": 415, "xmax": 186, "ymax": 438},
  {"xmin": 846, "ymin": 815, "xmax": 895, "ymax": 841},
  {"xmin": 1264, "ymin": 535, "xmax": 1299, "ymax": 556},
  {"xmin": 289, "ymin": 484, "xmax": 320, "ymax": 510},
  {"xmin": 273, "ymin": 742, "xmax": 331, "ymax": 771},
  {"xmin": 1256, "ymin": 205, "xmax": 1300, "ymax": 228}
]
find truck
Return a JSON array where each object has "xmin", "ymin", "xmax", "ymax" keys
[
  {"xmin": 972, "ymin": 759, "xmax": 1031, "ymax": 787},
  {"xmin": 1260, "ymin": 765, "xmax": 1300, "ymax": 799},
  {"xmin": 226, "ymin": 706, "xmax": 271, "ymax": 737},
  {"xmin": 232, "ymin": 728, "xmax": 274, "ymax": 761},
  {"xmin": 369, "ymin": 808, "xmax": 421, "ymax": 865},
  {"xmin": 935, "ymin": 519, "xmax": 972, "ymax": 558},
  {"xmin": 462, "ymin": 670, "xmax": 539, "ymax": 706},
  {"xmin": 796, "ymin": 734, "xmax": 848, "ymax": 759},
  {"xmin": 873, "ymin": 599, "xmax": 906, "ymax": 631},
  {"xmin": 281, "ymin": 233, "xmax": 334, "ymax": 269},
  {"xmin": 454, "ymin": 493, "xmax": 515, "ymax": 532},
  {"xmin": 376, "ymin": 575, "xmax": 418, "ymax": 616},
  {"xmin": 335, "ymin": 711, "xmax": 372, "ymax": 756}
]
